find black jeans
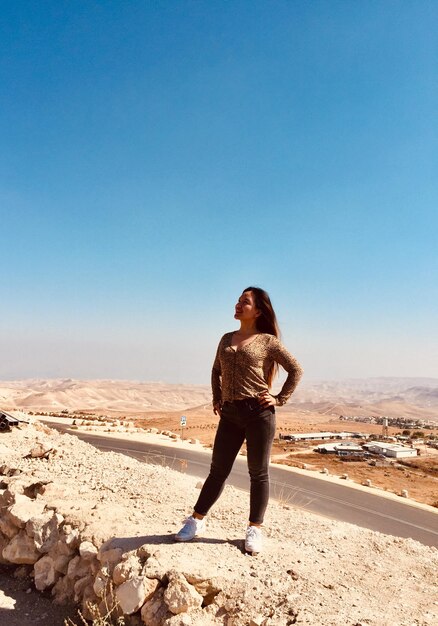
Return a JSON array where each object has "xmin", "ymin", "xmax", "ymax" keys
[{"xmin": 194, "ymin": 398, "xmax": 276, "ymax": 525}]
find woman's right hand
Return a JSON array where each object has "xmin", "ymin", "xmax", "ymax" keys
[{"xmin": 213, "ymin": 402, "xmax": 222, "ymax": 416}]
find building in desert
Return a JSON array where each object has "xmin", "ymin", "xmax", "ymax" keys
[{"xmin": 362, "ymin": 441, "xmax": 418, "ymax": 458}]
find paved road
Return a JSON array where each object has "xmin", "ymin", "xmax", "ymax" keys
[{"xmin": 46, "ymin": 422, "xmax": 438, "ymax": 548}]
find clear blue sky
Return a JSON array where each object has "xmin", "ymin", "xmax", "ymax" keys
[{"xmin": 1, "ymin": 1, "xmax": 437, "ymax": 383}]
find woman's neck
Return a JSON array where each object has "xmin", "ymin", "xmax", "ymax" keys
[{"xmin": 237, "ymin": 321, "xmax": 258, "ymax": 336}]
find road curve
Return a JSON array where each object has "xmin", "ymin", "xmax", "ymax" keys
[{"xmin": 46, "ymin": 422, "xmax": 438, "ymax": 548}]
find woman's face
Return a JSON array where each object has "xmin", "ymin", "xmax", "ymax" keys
[{"xmin": 234, "ymin": 290, "xmax": 260, "ymax": 322}]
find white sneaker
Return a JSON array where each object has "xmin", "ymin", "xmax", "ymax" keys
[
  {"xmin": 245, "ymin": 526, "xmax": 263, "ymax": 554},
  {"xmin": 175, "ymin": 516, "xmax": 206, "ymax": 542}
]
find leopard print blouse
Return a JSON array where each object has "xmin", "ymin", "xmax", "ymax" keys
[{"xmin": 211, "ymin": 332, "xmax": 303, "ymax": 406}]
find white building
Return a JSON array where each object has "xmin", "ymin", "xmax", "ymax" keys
[
  {"xmin": 362, "ymin": 442, "xmax": 418, "ymax": 458},
  {"xmin": 315, "ymin": 442, "xmax": 364, "ymax": 454},
  {"xmin": 280, "ymin": 431, "xmax": 356, "ymax": 442}
]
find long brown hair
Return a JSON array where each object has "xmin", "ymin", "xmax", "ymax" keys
[{"xmin": 243, "ymin": 286, "xmax": 280, "ymax": 387}]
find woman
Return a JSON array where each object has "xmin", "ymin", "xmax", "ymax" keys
[{"xmin": 175, "ymin": 286, "xmax": 303, "ymax": 553}]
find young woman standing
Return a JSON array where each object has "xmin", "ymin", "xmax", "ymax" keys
[{"xmin": 175, "ymin": 287, "xmax": 303, "ymax": 553}]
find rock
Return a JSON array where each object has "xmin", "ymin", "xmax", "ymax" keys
[
  {"xmin": 74, "ymin": 574, "xmax": 94, "ymax": 601},
  {"xmin": 80, "ymin": 584, "xmax": 100, "ymax": 621},
  {"xmin": 184, "ymin": 575, "xmax": 220, "ymax": 599},
  {"xmin": 0, "ymin": 488, "xmax": 14, "ymax": 508},
  {"xmin": 5, "ymin": 493, "xmax": 46, "ymax": 529},
  {"xmin": 62, "ymin": 526, "xmax": 80, "ymax": 550},
  {"xmin": 28, "ymin": 442, "xmax": 54, "ymax": 458},
  {"xmin": 51, "ymin": 536, "xmax": 76, "ymax": 557},
  {"xmin": 113, "ymin": 554, "xmax": 142, "ymax": 585},
  {"xmin": 137, "ymin": 545, "xmax": 152, "ymax": 559},
  {"xmin": 0, "ymin": 532, "xmax": 10, "ymax": 564},
  {"xmin": 2, "ymin": 530, "xmax": 41, "ymax": 564},
  {"xmin": 116, "ymin": 575, "xmax": 160, "ymax": 615},
  {"xmin": 67, "ymin": 555, "xmax": 89, "ymax": 580},
  {"xmin": 52, "ymin": 552, "xmax": 71, "ymax": 575},
  {"xmin": 98, "ymin": 544, "xmax": 123, "ymax": 564},
  {"xmin": 25, "ymin": 511, "xmax": 62, "ymax": 553},
  {"xmin": 52, "ymin": 575, "xmax": 74, "ymax": 604},
  {"xmin": 164, "ymin": 571, "xmax": 203, "ymax": 615},
  {"xmin": 141, "ymin": 587, "xmax": 172, "ymax": 626},
  {"xmin": 34, "ymin": 554, "xmax": 59, "ymax": 590},
  {"xmin": 143, "ymin": 555, "xmax": 167, "ymax": 582},
  {"xmin": 79, "ymin": 540, "xmax": 98, "ymax": 561},
  {"xmin": 0, "ymin": 515, "xmax": 20, "ymax": 538},
  {"xmin": 164, "ymin": 614, "xmax": 193, "ymax": 625},
  {"xmin": 93, "ymin": 567, "xmax": 111, "ymax": 598}
]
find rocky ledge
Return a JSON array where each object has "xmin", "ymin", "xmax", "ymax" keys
[{"xmin": 0, "ymin": 421, "xmax": 437, "ymax": 625}]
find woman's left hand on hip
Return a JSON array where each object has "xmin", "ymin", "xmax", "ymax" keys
[{"xmin": 258, "ymin": 391, "xmax": 276, "ymax": 408}]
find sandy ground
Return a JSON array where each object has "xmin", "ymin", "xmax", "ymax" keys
[{"xmin": 0, "ymin": 420, "xmax": 437, "ymax": 626}]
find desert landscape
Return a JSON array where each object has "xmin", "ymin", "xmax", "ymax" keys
[{"xmin": 2, "ymin": 377, "xmax": 437, "ymax": 507}]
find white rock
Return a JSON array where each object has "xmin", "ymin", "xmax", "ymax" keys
[
  {"xmin": 116, "ymin": 575, "xmax": 160, "ymax": 615},
  {"xmin": 5, "ymin": 494, "xmax": 46, "ymax": 529},
  {"xmin": 79, "ymin": 540, "xmax": 98, "ymax": 561},
  {"xmin": 164, "ymin": 572, "xmax": 203, "ymax": 615}
]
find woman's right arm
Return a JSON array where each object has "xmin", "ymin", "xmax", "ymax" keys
[{"xmin": 211, "ymin": 336, "xmax": 223, "ymax": 415}]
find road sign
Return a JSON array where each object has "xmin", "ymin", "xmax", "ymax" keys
[{"xmin": 180, "ymin": 415, "xmax": 187, "ymax": 427}]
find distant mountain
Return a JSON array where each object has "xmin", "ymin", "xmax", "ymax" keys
[
  {"xmin": 291, "ymin": 377, "xmax": 438, "ymax": 408},
  {"xmin": 1, "ymin": 377, "xmax": 437, "ymax": 416},
  {"xmin": 0, "ymin": 379, "xmax": 211, "ymax": 413}
]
